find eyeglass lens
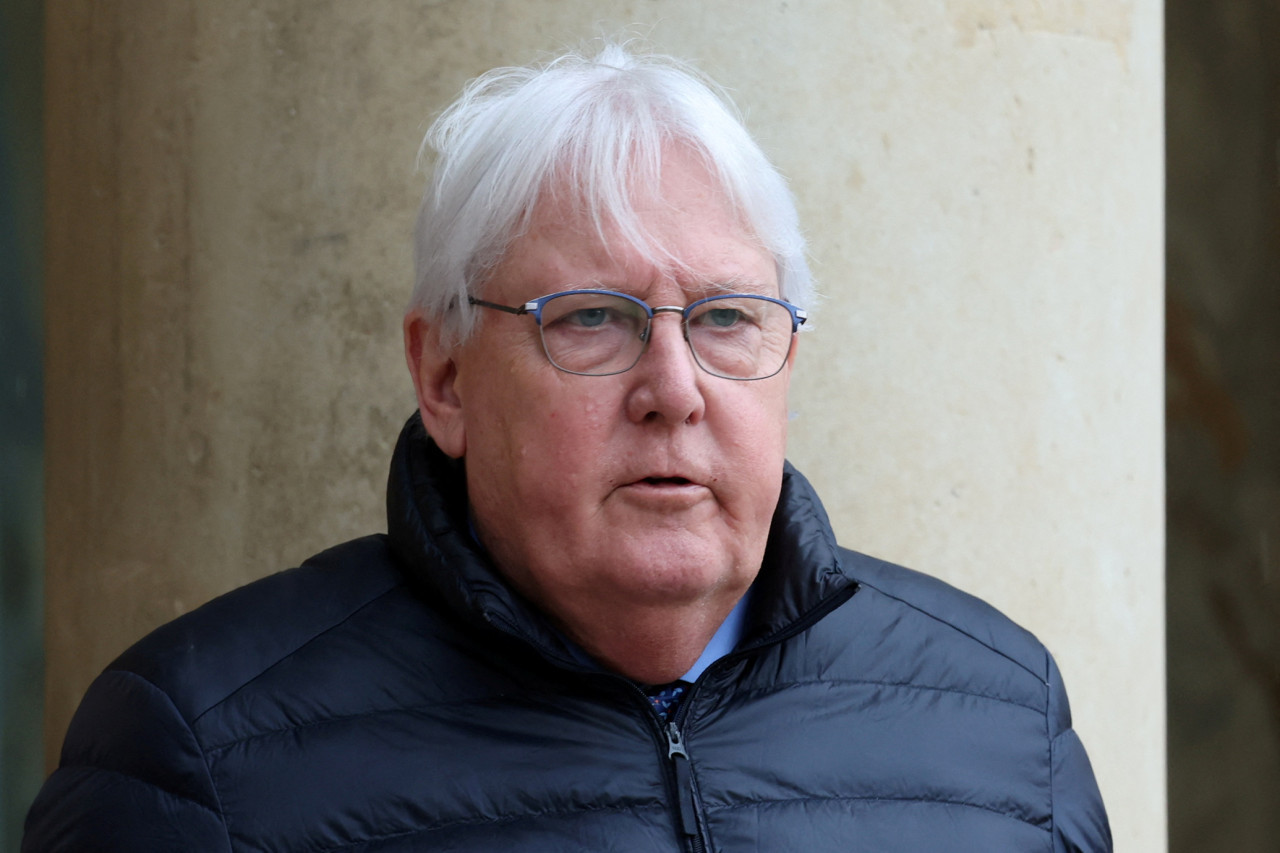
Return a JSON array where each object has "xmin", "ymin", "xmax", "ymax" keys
[{"xmin": 536, "ymin": 292, "xmax": 795, "ymax": 379}]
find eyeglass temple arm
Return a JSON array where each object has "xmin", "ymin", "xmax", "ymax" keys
[{"xmin": 467, "ymin": 296, "xmax": 529, "ymax": 315}]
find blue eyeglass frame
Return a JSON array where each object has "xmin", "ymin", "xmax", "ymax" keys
[
  {"xmin": 468, "ymin": 288, "xmax": 807, "ymax": 331},
  {"xmin": 467, "ymin": 288, "xmax": 808, "ymax": 380}
]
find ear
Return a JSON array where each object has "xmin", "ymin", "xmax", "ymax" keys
[{"xmin": 403, "ymin": 308, "xmax": 467, "ymax": 458}]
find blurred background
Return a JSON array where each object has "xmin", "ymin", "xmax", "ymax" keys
[
  {"xmin": 2, "ymin": 1, "xmax": 1276, "ymax": 850},
  {"xmin": 1, "ymin": 0, "xmax": 44, "ymax": 848},
  {"xmin": 1164, "ymin": 0, "xmax": 1280, "ymax": 849}
]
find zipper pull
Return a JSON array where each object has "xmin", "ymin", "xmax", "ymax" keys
[{"xmin": 666, "ymin": 721, "xmax": 700, "ymax": 837}]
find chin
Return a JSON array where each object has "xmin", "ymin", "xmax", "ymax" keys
[{"xmin": 609, "ymin": 544, "xmax": 747, "ymax": 605}]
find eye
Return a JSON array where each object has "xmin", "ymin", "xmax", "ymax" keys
[
  {"xmin": 703, "ymin": 307, "xmax": 743, "ymax": 328},
  {"xmin": 539, "ymin": 292, "xmax": 647, "ymax": 340},
  {"xmin": 566, "ymin": 306, "xmax": 613, "ymax": 328},
  {"xmin": 690, "ymin": 300, "xmax": 761, "ymax": 331}
]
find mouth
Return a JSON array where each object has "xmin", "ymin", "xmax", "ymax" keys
[
  {"xmin": 640, "ymin": 476, "xmax": 695, "ymax": 487},
  {"xmin": 616, "ymin": 474, "xmax": 710, "ymax": 510}
]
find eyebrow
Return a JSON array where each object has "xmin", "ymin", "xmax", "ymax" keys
[
  {"xmin": 713, "ymin": 274, "xmax": 772, "ymax": 293},
  {"xmin": 556, "ymin": 274, "xmax": 776, "ymax": 302},
  {"xmin": 682, "ymin": 275, "xmax": 775, "ymax": 299}
]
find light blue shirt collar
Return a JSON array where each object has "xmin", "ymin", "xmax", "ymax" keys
[{"xmin": 548, "ymin": 585, "xmax": 752, "ymax": 684}]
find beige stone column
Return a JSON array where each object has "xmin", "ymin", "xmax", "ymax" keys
[{"xmin": 45, "ymin": 2, "xmax": 1164, "ymax": 848}]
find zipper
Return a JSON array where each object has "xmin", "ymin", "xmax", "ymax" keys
[
  {"xmin": 489, "ymin": 576, "xmax": 860, "ymax": 852},
  {"xmin": 665, "ymin": 720, "xmax": 706, "ymax": 852},
  {"xmin": 653, "ymin": 580, "xmax": 859, "ymax": 852}
]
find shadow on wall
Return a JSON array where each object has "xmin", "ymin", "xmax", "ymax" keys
[{"xmin": 1166, "ymin": 0, "xmax": 1280, "ymax": 849}]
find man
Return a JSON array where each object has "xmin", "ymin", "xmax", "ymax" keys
[{"xmin": 25, "ymin": 44, "xmax": 1111, "ymax": 851}]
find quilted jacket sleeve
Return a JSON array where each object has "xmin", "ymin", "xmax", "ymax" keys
[
  {"xmin": 23, "ymin": 669, "xmax": 232, "ymax": 853},
  {"xmin": 1046, "ymin": 653, "xmax": 1113, "ymax": 853}
]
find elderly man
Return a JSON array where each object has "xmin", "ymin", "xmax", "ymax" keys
[{"xmin": 25, "ymin": 45, "xmax": 1110, "ymax": 852}]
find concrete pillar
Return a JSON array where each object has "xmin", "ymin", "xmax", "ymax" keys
[{"xmin": 44, "ymin": 2, "xmax": 1164, "ymax": 848}]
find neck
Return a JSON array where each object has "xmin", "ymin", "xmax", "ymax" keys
[{"xmin": 554, "ymin": 590, "xmax": 746, "ymax": 685}]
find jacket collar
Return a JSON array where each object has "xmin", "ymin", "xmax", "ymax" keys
[{"xmin": 385, "ymin": 413, "xmax": 854, "ymax": 665}]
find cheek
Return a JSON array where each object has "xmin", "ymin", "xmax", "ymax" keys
[
  {"xmin": 723, "ymin": 385, "xmax": 790, "ymax": 449},
  {"xmin": 544, "ymin": 389, "xmax": 616, "ymax": 440},
  {"xmin": 714, "ymin": 387, "xmax": 790, "ymax": 508},
  {"xmin": 511, "ymin": 394, "xmax": 620, "ymax": 495}
]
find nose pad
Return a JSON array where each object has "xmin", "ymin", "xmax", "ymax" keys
[
  {"xmin": 638, "ymin": 315, "xmax": 688, "ymax": 346},
  {"xmin": 639, "ymin": 312, "xmax": 695, "ymax": 366}
]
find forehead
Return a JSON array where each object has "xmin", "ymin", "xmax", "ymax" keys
[{"xmin": 488, "ymin": 150, "xmax": 777, "ymax": 300}]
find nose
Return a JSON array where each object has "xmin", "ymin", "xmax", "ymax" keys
[{"xmin": 623, "ymin": 310, "xmax": 707, "ymax": 426}]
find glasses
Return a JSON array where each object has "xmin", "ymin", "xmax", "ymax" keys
[{"xmin": 468, "ymin": 289, "xmax": 806, "ymax": 380}]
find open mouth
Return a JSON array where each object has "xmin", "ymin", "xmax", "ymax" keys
[{"xmin": 642, "ymin": 476, "xmax": 693, "ymax": 486}]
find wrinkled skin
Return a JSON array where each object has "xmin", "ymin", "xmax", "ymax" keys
[{"xmin": 405, "ymin": 149, "xmax": 796, "ymax": 683}]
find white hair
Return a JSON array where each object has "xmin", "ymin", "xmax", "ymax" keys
[{"xmin": 411, "ymin": 41, "xmax": 813, "ymax": 346}]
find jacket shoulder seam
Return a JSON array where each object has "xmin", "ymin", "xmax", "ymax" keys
[
  {"xmin": 144, "ymin": 579, "xmax": 408, "ymax": 727},
  {"xmin": 853, "ymin": 575, "xmax": 1049, "ymax": 686}
]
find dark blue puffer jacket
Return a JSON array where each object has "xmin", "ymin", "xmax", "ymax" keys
[{"xmin": 25, "ymin": 415, "xmax": 1111, "ymax": 851}]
